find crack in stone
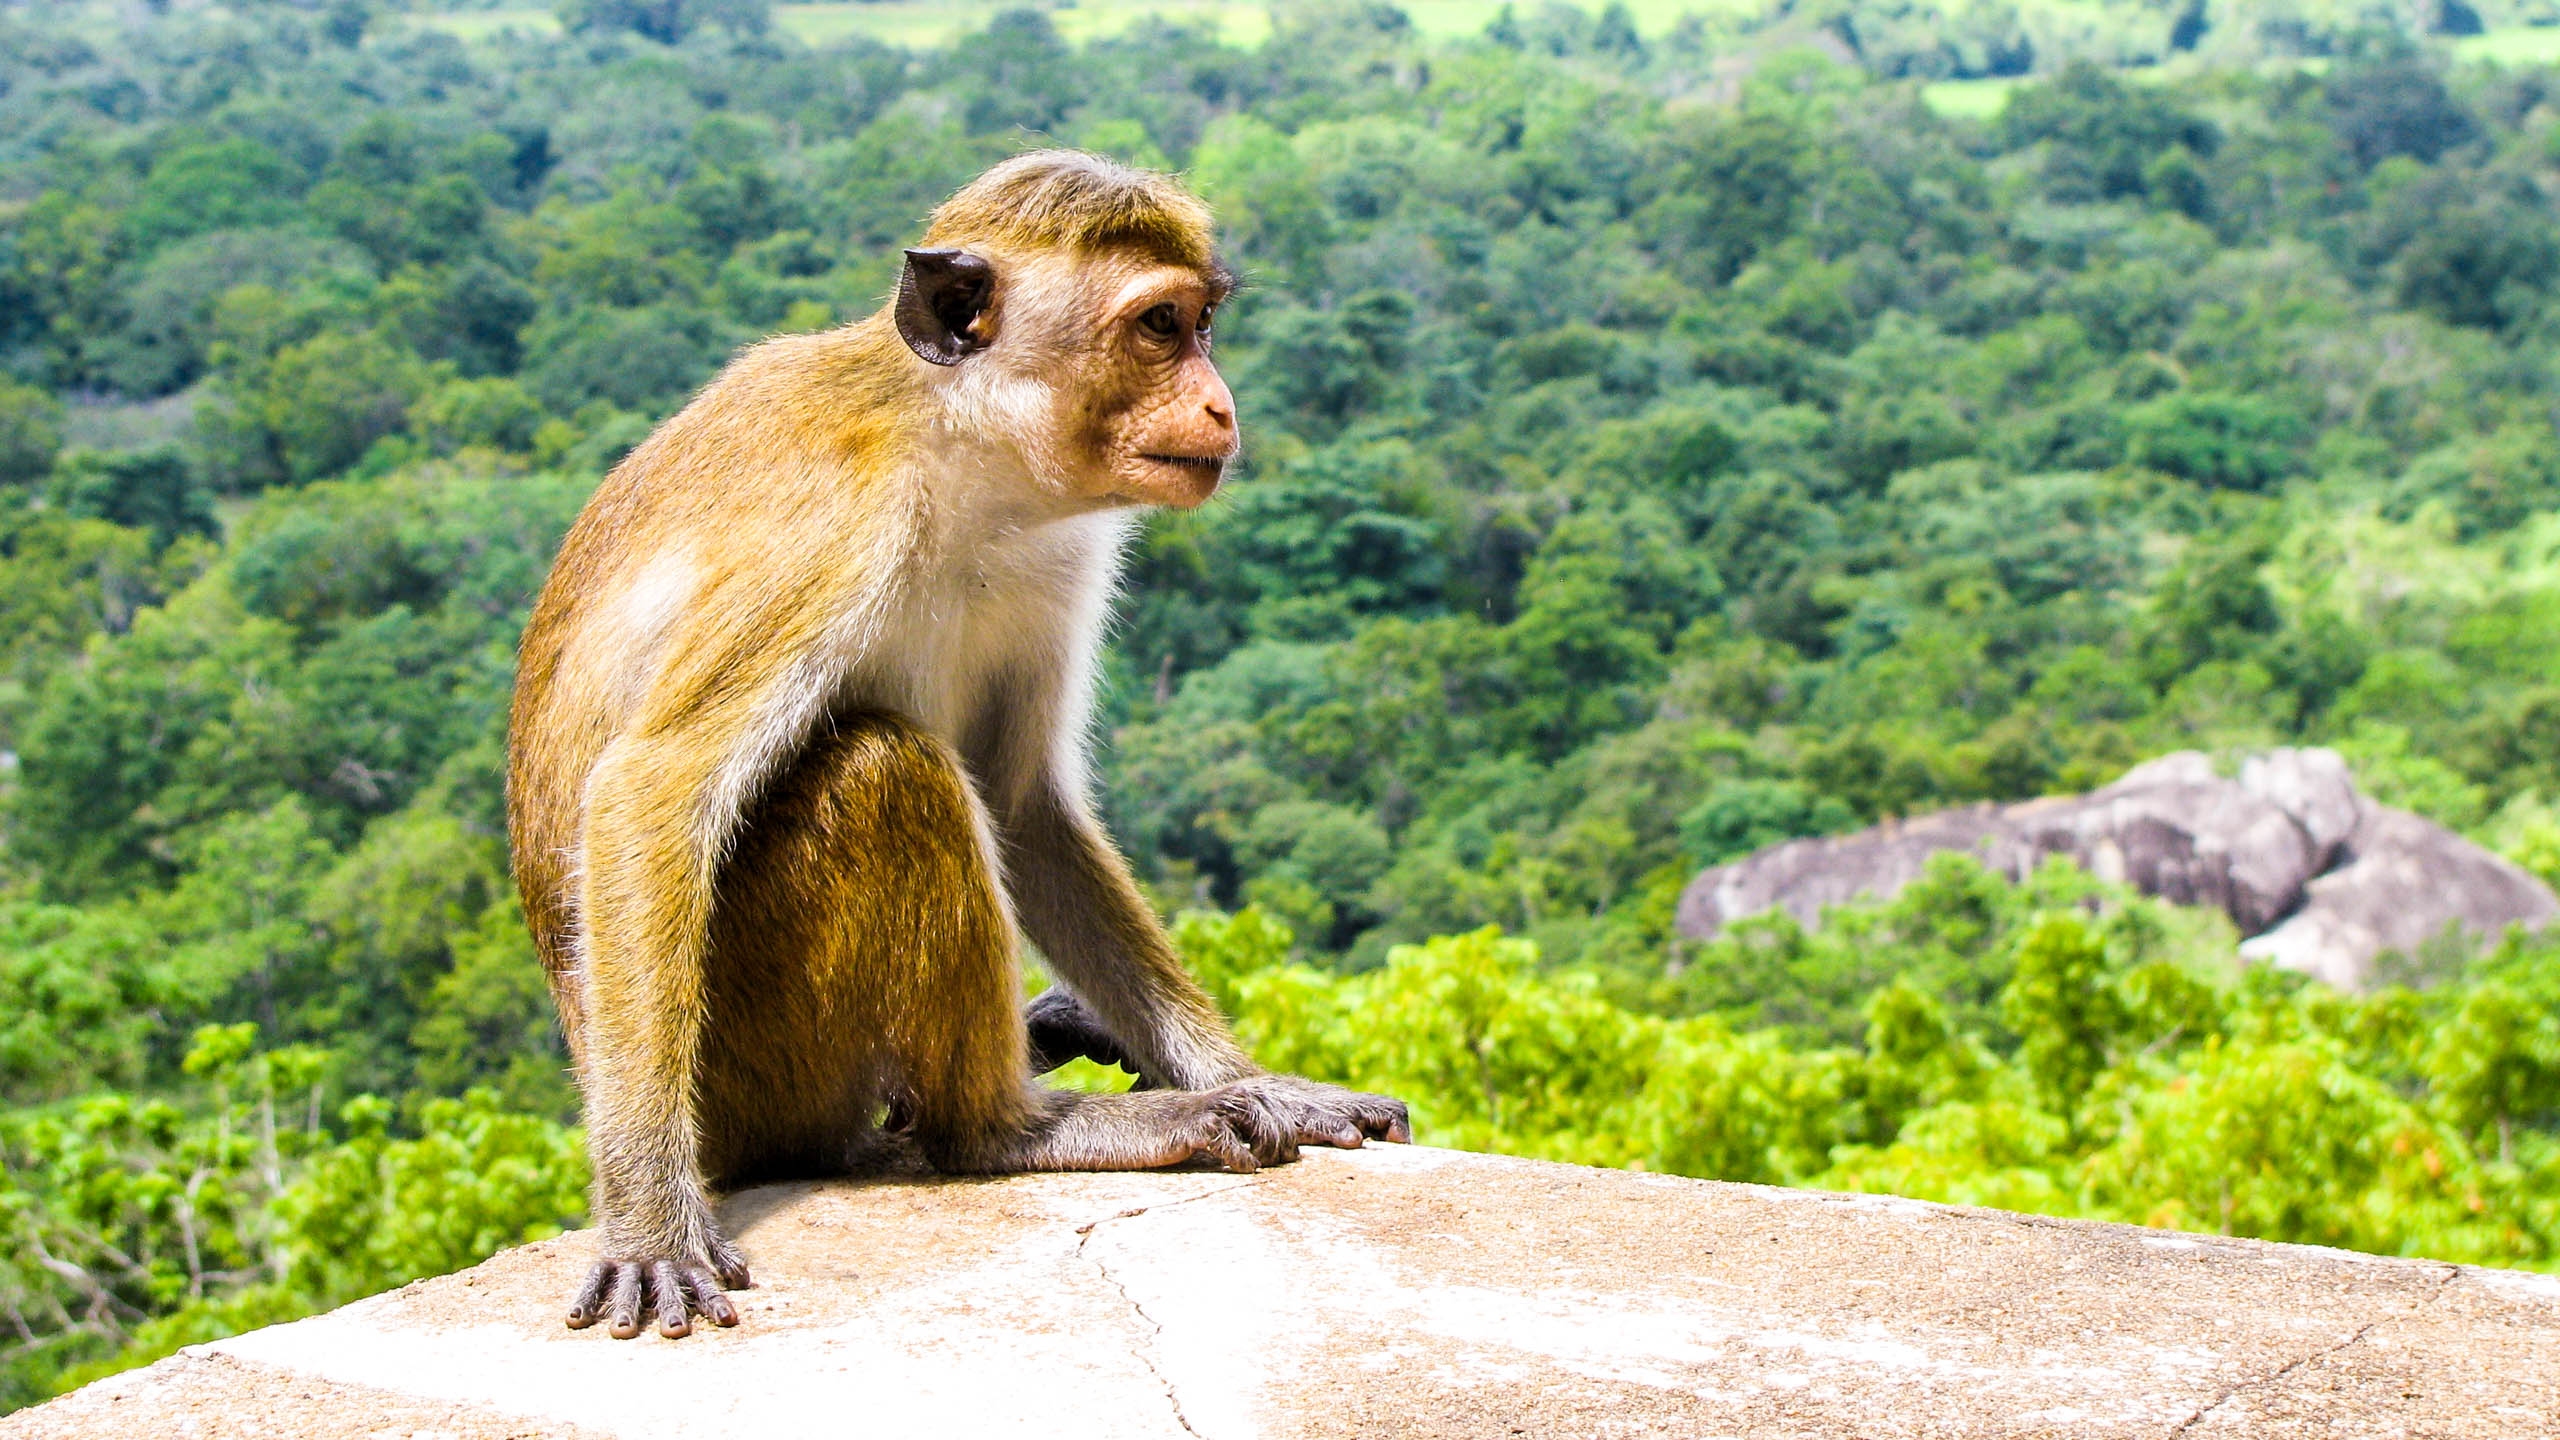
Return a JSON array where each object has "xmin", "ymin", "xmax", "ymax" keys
[
  {"xmin": 1073, "ymin": 1177, "xmax": 1269, "ymax": 1236},
  {"xmin": 1071, "ymin": 1179, "xmax": 1270, "ymax": 1440},
  {"xmin": 2414, "ymin": 1260, "xmax": 2463, "ymax": 1312},
  {"xmin": 2163, "ymin": 1264, "xmax": 2461, "ymax": 1436}
]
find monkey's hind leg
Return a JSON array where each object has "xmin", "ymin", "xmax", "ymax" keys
[
  {"xmin": 759, "ymin": 714, "xmax": 1277, "ymax": 1178},
  {"xmin": 568, "ymin": 714, "xmax": 991, "ymax": 1341}
]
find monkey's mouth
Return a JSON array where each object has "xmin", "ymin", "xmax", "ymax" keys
[{"xmin": 1140, "ymin": 453, "xmax": 1229, "ymax": 474}]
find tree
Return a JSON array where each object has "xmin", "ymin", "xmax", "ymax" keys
[
  {"xmin": 1998, "ymin": 913, "xmax": 2125, "ymax": 1117},
  {"xmin": 2427, "ymin": 982, "xmax": 2560, "ymax": 1167},
  {"xmin": 47, "ymin": 448, "xmax": 215, "ymax": 547},
  {"xmin": 201, "ymin": 332, "xmax": 435, "ymax": 489},
  {"xmin": 558, "ymin": 0, "xmax": 769, "ymax": 45},
  {"xmin": 1999, "ymin": 61, "xmax": 2219, "ymax": 202},
  {"xmin": 124, "ymin": 142, "xmax": 304, "ymax": 254},
  {"xmin": 2327, "ymin": 47, "xmax": 2478, "ymax": 169},
  {"xmin": 0, "ymin": 382, "xmax": 63, "ymax": 486}
]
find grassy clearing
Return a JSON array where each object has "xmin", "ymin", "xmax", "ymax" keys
[
  {"xmin": 404, "ymin": 6, "xmax": 2560, "ymax": 68},
  {"xmin": 2456, "ymin": 25, "xmax": 2560, "ymax": 67},
  {"xmin": 411, "ymin": 1, "xmax": 1754, "ymax": 53},
  {"xmin": 771, "ymin": 0, "xmax": 1741, "ymax": 50},
  {"xmin": 1920, "ymin": 75, "xmax": 2018, "ymax": 119},
  {"xmin": 409, "ymin": 7, "xmax": 562, "ymax": 40},
  {"xmin": 774, "ymin": 0, "xmax": 1268, "ymax": 48}
]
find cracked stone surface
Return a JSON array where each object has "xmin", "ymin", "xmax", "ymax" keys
[{"xmin": 6, "ymin": 1146, "xmax": 2554, "ymax": 1439}]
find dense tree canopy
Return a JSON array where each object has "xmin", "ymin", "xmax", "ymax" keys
[{"xmin": 3, "ymin": 0, "xmax": 2560, "ymax": 1411}]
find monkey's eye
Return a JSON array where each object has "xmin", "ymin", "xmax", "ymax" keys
[
  {"xmin": 1138, "ymin": 303, "xmax": 1181, "ymax": 341},
  {"xmin": 1197, "ymin": 303, "xmax": 1217, "ymax": 335}
]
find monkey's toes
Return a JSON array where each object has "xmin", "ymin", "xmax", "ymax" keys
[
  {"xmin": 1357, "ymin": 1095, "xmax": 1413, "ymax": 1145},
  {"xmin": 567, "ymin": 1256, "xmax": 743, "ymax": 1339},
  {"xmin": 565, "ymin": 1261, "xmax": 614, "ymax": 1330},
  {"xmin": 707, "ymin": 1238, "xmax": 752, "ymax": 1291}
]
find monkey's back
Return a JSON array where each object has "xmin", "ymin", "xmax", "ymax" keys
[{"xmin": 506, "ymin": 319, "xmax": 924, "ymax": 1051}]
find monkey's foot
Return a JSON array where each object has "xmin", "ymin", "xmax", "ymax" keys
[
  {"xmin": 1226, "ymin": 1075, "xmax": 1412, "ymax": 1165},
  {"xmin": 998, "ymin": 1085, "xmax": 1275, "ymax": 1174},
  {"xmin": 565, "ymin": 1240, "xmax": 750, "ymax": 1339}
]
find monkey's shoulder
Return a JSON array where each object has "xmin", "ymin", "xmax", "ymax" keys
[{"xmin": 583, "ymin": 332, "xmax": 921, "ymax": 519}]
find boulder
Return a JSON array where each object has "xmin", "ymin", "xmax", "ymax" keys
[
  {"xmin": 1674, "ymin": 747, "xmax": 2555, "ymax": 987},
  {"xmin": 6, "ymin": 1148, "xmax": 2555, "ymax": 1439},
  {"xmin": 1674, "ymin": 802, "xmax": 2016, "ymax": 940},
  {"xmin": 2242, "ymin": 804, "xmax": 2560, "ymax": 989},
  {"xmin": 2238, "ymin": 746, "xmax": 2362, "ymax": 859},
  {"xmin": 1999, "ymin": 771, "xmax": 2322, "ymax": 934}
]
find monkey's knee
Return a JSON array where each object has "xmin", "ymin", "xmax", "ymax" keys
[
  {"xmin": 761, "ymin": 711, "xmax": 1025, "ymax": 1068},
  {"xmin": 728, "ymin": 713, "xmax": 998, "ymax": 905}
]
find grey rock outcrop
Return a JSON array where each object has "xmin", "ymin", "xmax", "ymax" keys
[
  {"xmin": 2244, "ymin": 805, "xmax": 2560, "ymax": 988},
  {"xmin": 8, "ymin": 1148, "xmax": 2557, "ymax": 1438},
  {"xmin": 1674, "ymin": 747, "xmax": 2556, "ymax": 989}
]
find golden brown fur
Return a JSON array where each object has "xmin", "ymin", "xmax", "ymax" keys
[
  {"xmin": 507, "ymin": 150, "xmax": 1408, "ymax": 1344},
  {"xmin": 921, "ymin": 150, "xmax": 1217, "ymax": 269},
  {"xmin": 694, "ymin": 715, "xmax": 1025, "ymax": 1183}
]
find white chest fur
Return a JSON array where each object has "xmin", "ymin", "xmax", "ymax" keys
[
  {"xmin": 687, "ymin": 478, "xmax": 1132, "ymax": 852},
  {"xmin": 851, "ymin": 506, "xmax": 1128, "ymax": 749}
]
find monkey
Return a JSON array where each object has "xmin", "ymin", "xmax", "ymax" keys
[{"xmin": 506, "ymin": 150, "xmax": 1411, "ymax": 1343}]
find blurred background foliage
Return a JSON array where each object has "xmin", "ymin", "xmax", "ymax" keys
[{"xmin": 6, "ymin": 0, "xmax": 2560, "ymax": 1409}]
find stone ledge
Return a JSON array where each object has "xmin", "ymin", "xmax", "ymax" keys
[{"xmin": 5, "ymin": 1146, "xmax": 2553, "ymax": 1438}]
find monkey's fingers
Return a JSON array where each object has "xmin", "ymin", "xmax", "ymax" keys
[
  {"xmin": 1202, "ymin": 1133, "xmax": 1259, "ymax": 1173},
  {"xmin": 1245, "ymin": 1079, "xmax": 1408, "ymax": 1151},
  {"xmin": 1191, "ymin": 1105, "xmax": 1260, "ymax": 1174},
  {"xmin": 604, "ymin": 1263, "xmax": 647, "ymax": 1339},
  {"xmin": 1211, "ymin": 1087, "xmax": 1301, "ymax": 1168},
  {"xmin": 1309, "ymin": 1085, "xmax": 1410, "ymax": 1145},
  {"xmin": 707, "ymin": 1238, "xmax": 752, "ymax": 1291},
  {"xmin": 649, "ymin": 1260, "xmax": 694, "ymax": 1339},
  {"xmin": 1024, "ymin": 989, "xmax": 1139, "ymax": 1077},
  {"xmin": 678, "ymin": 1262, "xmax": 741, "ymax": 1327},
  {"xmin": 565, "ymin": 1262, "xmax": 615, "ymax": 1329}
]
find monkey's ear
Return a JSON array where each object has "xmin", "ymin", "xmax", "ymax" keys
[{"xmin": 896, "ymin": 248, "xmax": 996, "ymax": 366}]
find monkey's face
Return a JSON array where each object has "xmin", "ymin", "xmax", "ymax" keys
[
  {"xmin": 903, "ymin": 245, "xmax": 1239, "ymax": 511},
  {"xmin": 1069, "ymin": 260, "xmax": 1239, "ymax": 510}
]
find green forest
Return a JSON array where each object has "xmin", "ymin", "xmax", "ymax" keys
[{"xmin": 7, "ymin": 0, "xmax": 2560, "ymax": 1409}]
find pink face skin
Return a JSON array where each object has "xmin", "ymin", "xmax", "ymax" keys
[{"xmin": 1080, "ymin": 263, "xmax": 1239, "ymax": 510}]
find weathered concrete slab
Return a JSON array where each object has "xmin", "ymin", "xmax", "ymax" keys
[{"xmin": 7, "ymin": 1146, "xmax": 2554, "ymax": 1438}]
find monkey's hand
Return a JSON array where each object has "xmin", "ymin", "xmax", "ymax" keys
[
  {"xmin": 1024, "ymin": 988, "xmax": 1147, "ymax": 1082},
  {"xmin": 565, "ymin": 1237, "xmax": 750, "ymax": 1340},
  {"xmin": 1224, "ymin": 1074, "xmax": 1412, "ymax": 1165}
]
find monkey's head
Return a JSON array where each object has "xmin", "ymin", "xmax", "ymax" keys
[{"xmin": 896, "ymin": 150, "xmax": 1240, "ymax": 511}]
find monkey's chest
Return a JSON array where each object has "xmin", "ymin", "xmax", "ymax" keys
[{"xmin": 860, "ymin": 566, "xmax": 1079, "ymax": 741}]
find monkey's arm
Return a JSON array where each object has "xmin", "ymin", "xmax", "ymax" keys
[
  {"xmin": 567, "ymin": 726, "xmax": 754, "ymax": 1339},
  {"xmin": 1001, "ymin": 783, "xmax": 1251, "ymax": 1088},
  {"xmin": 999, "ymin": 782, "xmax": 1410, "ymax": 1153}
]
